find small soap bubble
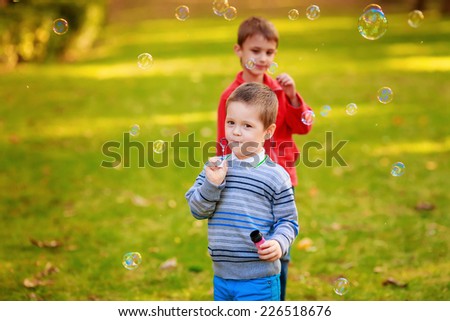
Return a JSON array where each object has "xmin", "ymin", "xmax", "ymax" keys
[
  {"xmin": 346, "ymin": 103, "xmax": 358, "ymax": 115},
  {"xmin": 408, "ymin": 10, "xmax": 424, "ymax": 28},
  {"xmin": 363, "ymin": 4, "xmax": 383, "ymax": 12},
  {"xmin": 245, "ymin": 58, "xmax": 256, "ymax": 70},
  {"xmin": 320, "ymin": 105, "xmax": 331, "ymax": 116},
  {"xmin": 130, "ymin": 124, "xmax": 140, "ymax": 137},
  {"xmin": 212, "ymin": 0, "xmax": 229, "ymax": 16},
  {"xmin": 334, "ymin": 277, "xmax": 350, "ymax": 296},
  {"xmin": 137, "ymin": 53, "xmax": 153, "ymax": 70},
  {"xmin": 267, "ymin": 62, "xmax": 278, "ymax": 75},
  {"xmin": 377, "ymin": 86, "xmax": 394, "ymax": 104},
  {"xmin": 153, "ymin": 140, "xmax": 166, "ymax": 154},
  {"xmin": 53, "ymin": 18, "xmax": 69, "ymax": 35},
  {"xmin": 288, "ymin": 9, "xmax": 300, "ymax": 21},
  {"xmin": 223, "ymin": 6, "xmax": 237, "ymax": 21},
  {"xmin": 306, "ymin": 5, "xmax": 320, "ymax": 20},
  {"xmin": 301, "ymin": 110, "xmax": 315, "ymax": 125},
  {"xmin": 391, "ymin": 162, "xmax": 405, "ymax": 177},
  {"xmin": 122, "ymin": 252, "xmax": 142, "ymax": 270},
  {"xmin": 175, "ymin": 5, "xmax": 190, "ymax": 21},
  {"xmin": 358, "ymin": 8, "xmax": 388, "ymax": 40}
]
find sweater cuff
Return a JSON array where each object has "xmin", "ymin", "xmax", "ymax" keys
[
  {"xmin": 271, "ymin": 235, "xmax": 290, "ymax": 257},
  {"xmin": 200, "ymin": 177, "xmax": 225, "ymax": 202}
]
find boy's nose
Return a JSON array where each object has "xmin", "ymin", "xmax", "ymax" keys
[{"xmin": 232, "ymin": 127, "xmax": 241, "ymax": 136}]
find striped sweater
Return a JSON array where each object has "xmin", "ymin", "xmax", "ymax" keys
[{"xmin": 185, "ymin": 155, "xmax": 299, "ymax": 280}]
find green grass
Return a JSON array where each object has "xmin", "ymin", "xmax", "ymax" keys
[{"xmin": 0, "ymin": 9, "xmax": 449, "ymax": 301}]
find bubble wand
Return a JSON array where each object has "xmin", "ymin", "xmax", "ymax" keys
[{"xmin": 217, "ymin": 138, "xmax": 228, "ymax": 167}]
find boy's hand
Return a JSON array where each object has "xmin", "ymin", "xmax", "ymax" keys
[
  {"xmin": 258, "ymin": 240, "xmax": 282, "ymax": 262},
  {"xmin": 205, "ymin": 156, "xmax": 228, "ymax": 186},
  {"xmin": 276, "ymin": 73, "xmax": 300, "ymax": 107}
]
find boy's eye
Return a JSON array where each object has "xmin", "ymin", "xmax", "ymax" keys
[
  {"xmin": 226, "ymin": 120, "xmax": 234, "ymax": 125},
  {"xmin": 244, "ymin": 124, "xmax": 252, "ymax": 128}
]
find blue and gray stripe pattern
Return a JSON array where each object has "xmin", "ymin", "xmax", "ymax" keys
[{"xmin": 186, "ymin": 156, "xmax": 299, "ymax": 280}]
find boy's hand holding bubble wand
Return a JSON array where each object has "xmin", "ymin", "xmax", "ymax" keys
[{"xmin": 205, "ymin": 138, "xmax": 229, "ymax": 186}]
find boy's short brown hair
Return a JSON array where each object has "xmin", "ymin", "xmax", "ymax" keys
[
  {"xmin": 237, "ymin": 16, "xmax": 279, "ymax": 47},
  {"xmin": 226, "ymin": 82, "xmax": 278, "ymax": 129}
]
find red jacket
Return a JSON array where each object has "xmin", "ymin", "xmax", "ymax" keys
[{"xmin": 216, "ymin": 71, "xmax": 313, "ymax": 186}]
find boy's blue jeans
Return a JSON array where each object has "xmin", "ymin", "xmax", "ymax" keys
[{"xmin": 213, "ymin": 274, "xmax": 280, "ymax": 301}]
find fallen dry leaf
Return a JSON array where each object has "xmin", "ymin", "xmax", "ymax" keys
[
  {"xmin": 23, "ymin": 262, "xmax": 59, "ymax": 289},
  {"xmin": 373, "ymin": 266, "xmax": 384, "ymax": 273},
  {"xmin": 330, "ymin": 222, "xmax": 342, "ymax": 231},
  {"xmin": 382, "ymin": 277, "xmax": 407, "ymax": 288},
  {"xmin": 297, "ymin": 237, "xmax": 314, "ymax": 251},
  {"xmin": 160, "ymin": 257, "xmax": 177, "ymax": 270},
  {"xmin": 30, "ymin": 238, "xmax": 63, "ymax": 248},
  {"xmin": 131, "ymin": 195, "xmax": 150, "ymax": 207},
  {"xmin": 23, "ymin": 278, "xmax": 53, "ymax": 288},
  {"xmin": 414, "ymin": 202, "xmax": 435, "ymax": 211}
]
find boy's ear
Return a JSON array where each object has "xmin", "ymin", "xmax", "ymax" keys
[
  {"xmin": 233, "ymin": 44, "xmax": 242, "ymax": 58},
  {"xmin": 264, "ymin": 124, "xmax": 276, "ymax": 140}
]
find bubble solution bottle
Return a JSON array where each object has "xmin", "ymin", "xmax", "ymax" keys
[{"xmin": 250, "ymin": 230, "xmax": 266, "ymax": 249}]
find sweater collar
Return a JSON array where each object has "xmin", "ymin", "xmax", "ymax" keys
[{"xmin": 230, "ymin": 149, "xmax": 268, "ymax": 168}]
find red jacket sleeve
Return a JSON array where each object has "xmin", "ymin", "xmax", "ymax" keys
[{"xmin": 284, "ymin": 92, "xmax": 313, "ymax": 135}]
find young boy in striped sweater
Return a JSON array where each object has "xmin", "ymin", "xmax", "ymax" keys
[{"xmin": 186, "ymin": 82, "xmax": 298, "ymax": 301}]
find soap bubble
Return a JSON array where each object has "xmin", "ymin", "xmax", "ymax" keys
[
  {"xmin": 288, "ymin": 9, "xmax": 300, "ymax": 21},
  {"xmin": 358, "ymin": 8, "xmax": 388, "ymax": 40},
  {"xmin": 267, "ymin": 62, "xmax": 278, "ymax": 75},
  {"xmin": 301, "ymin": 110, "xmax": 315, "ymax": 125},
  {"xmin": 175, "ymin": 5, "xmax": 190, "ymax": 21},
  {"xmin": 53, "ymin": 18, "xmax": 69, "ymax": 35},
  {"xmin": 408, "ymin": 10, "xmax": 424, "ymax": 28},
  {"xmin": 346, "ymin": 103, "xmax": 358, "ymax": 115},
  {"xmin": 306, "ymin": 5, "xmax": 320, "ymax": 20},
  {"xmin": 212, "ymin": 0, "xmax": 229, "ymax": 16},
  {"xmin": 334, "ymin": 278, "xmax": 350, "ymax": 296},
  {"xmin": 363, "ymin": 4, "xmax": 383, "ymax": 12},
  {"xmin": 122, "ymin": 252, "xmax": 142, "ymax": 270},
  {"xmin": 391, "ymin": 162, "xmax": 405, "ymax": 177},
  {"xmin": 377, "ymin": 87, "xmax": 394, "ymax": 104},
  {"xmin": 153, "ymin": 140, "xmax": 166, "ymax": 154},
  {"xmin": 130, "ymin": 124, "xmax": 140, "ymax": 136},
  {"xmin": 245, "ymin": 58, "xmax": 256, "ymax": 70},
  {"xmin": 320, "ymin": 105, "xmax": 331, "ymax": 116},
  {"xmin": 223, "ymin": 6, "xmax": 237, "ymax": 21},
  {"xmin": 137, "ymin": 53, "xmax": 153, "ymax": 70}
]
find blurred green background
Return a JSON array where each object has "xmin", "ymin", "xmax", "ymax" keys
[{"xmin": 0, "ymin": 0, "xmax": 449, "ymax": 300}]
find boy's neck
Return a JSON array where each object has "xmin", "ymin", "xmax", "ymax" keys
[
  {"xmin": 241, "ymin": 70, "xmax": 264, "ymax": 83},
  {"xmin": 232, "ymin": 147, "xmax": 265, "ymax": 161}
]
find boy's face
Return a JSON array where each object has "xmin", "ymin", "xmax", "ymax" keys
[
  {"xmin": 225, "ymin": 101, "xmax": 275, "ymax": 159},
  {"xmin": 234, "ymin": 34, "xmax": 277, "ymax": 78}
]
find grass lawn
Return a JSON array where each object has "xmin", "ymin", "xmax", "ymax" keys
[{"xmin": 0, "ymin": 6, "xmax": 449, "ymax": 300}]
